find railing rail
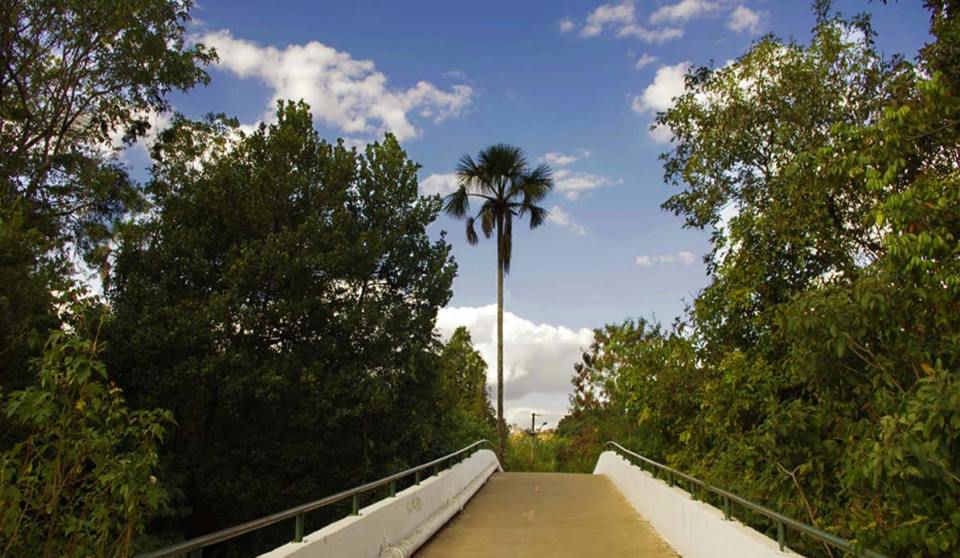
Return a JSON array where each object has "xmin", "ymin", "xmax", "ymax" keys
[
  {"xmin": 603, "ymin": 441, "xmax": 886, "ymax": 558},
  {"xmin": 137, "ymin": 439, "xmax": 495, "ymax": 558}
]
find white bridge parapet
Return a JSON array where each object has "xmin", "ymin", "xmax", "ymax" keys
[
  {"xmin": 594, "ymin": 451, "xmax": 803, "ymax": 558},
  {"xmin": 260, "ymin": 449, "xmax": 500, "ymax": 558}
]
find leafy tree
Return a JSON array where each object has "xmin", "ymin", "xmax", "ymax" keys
[
  {"xmin": 0, "ymin": 0, "xmax": 213, "ymax": 389},
  {"xmin": 548, "ymin": 3, "xmax": 960, "ymax": 556},
  {"xmin": 0, "ymin": 330, "xmax": 171, "ymax": 558},
  {"xmin": 0, "ymin": 0, "xmax": 214, "ymax": 249},
  {"xmin": 435, "ymin": 327, "xmax": 495, "ymax": 448},
  {"xmin": 443, "ymin": 144, "xmax": 553, "ymax": 460},
  {"xmin": 106, "ymin": 101, "xmax": 457, "ymax": 549}
]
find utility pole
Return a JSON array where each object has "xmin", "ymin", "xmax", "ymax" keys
[{"xmin": 530, "ymin": 412, "xmax": 537, "ymax": 462}]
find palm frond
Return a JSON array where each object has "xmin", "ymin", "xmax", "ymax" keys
[
  {"xmin": 525, "ymin": 204, "xmax": 548, "ymax": 229},
  {"xmin": 452, "ymin": 143, "xmax": 552, "ymax": 275},
  {"xmin": 520, "ymin": 164, "xmax": 554, "ymax": 203},
  {"xmin": 456, "ymin": 153, "xmax": 495, "ymax": 196},
  {"xmin": 465, "ymin": 216, "xmax": 479, "ymax": 245},
  {"xmin": 443, "ymin": 187, "xmax": 470, "ymax": 219},
  {"xmin": 479, "ymin": 202, "xmax": 497, "ymax": 239},
  {"xmin": 478, "ymin": 143, "xmax": 527, "ymax": 187}
]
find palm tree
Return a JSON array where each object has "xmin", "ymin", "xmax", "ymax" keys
[{"xmin": 443, "ymin": 144, "xmax": 553, "ymax": 461}]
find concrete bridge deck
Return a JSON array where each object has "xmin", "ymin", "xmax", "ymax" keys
[{"xmin": 415, "ymin": 472, "xmax": 678, "ymax": 557}]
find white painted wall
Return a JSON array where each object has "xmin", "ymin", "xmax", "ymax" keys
[
  {"xmin": 260, "ymin": 449, "xmax": 500, "ymax": 558},
  {"xmin": 594, "ymin": 451, "xmax": 803, "ymax": 558}
]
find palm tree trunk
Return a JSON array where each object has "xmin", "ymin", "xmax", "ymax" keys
[{"xmin": 496, "ymin": 218, "xmax": 506, "ymax": 465}]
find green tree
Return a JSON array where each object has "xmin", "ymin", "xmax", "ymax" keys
[
  {"xmin": 106, "ymin": 102, "xmax": 457, "ymax": 549},
  {"xmin": 539, "ymin": 3, "xmax": 959, "ymax": 556},
  {"xmin": 0, "ymin": 331, "xmax": 171, "ymax": 558},
  {"xmin": 436, "ymin": 327, "xmax": 495, "ymax": 448},
  {"xmin": 443, "ymin": 144, "xmax": 553, "ymax": 460},
  {"xmin": 0, "ymin": 0, "xmax": 213, "ymax": 387}
]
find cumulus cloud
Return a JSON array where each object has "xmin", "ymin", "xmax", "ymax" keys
[
  {"xmin": 436, "ymin": 306, "xmax": 593, "ymax": 401},
  {"xmin": 631, "ymin": 61, "xmax": 692, "ymax": 143},
  {"xmin": 635, "ymin": 250, "xmax": 698, "ymax": 267},
  {"xmin": 554, "ymin": 168, "xmax": 617, "ymax": 200},
  {"xmin": 541, "ymin": 150, "xmax": 590, "ymax": 167},
  {"xmin": 635, "ymin": 53, "xmax": 658, "ymax": 69},
  {"xmin": 559, "ymin": 17, "xmax": 576, "ymax": 33},
  {"xmin": 650, "ymin": 0, "xmax": 720, "ymax": 24},
  {"xmin": 727, "ymin": 5, "xmax": 765, "ymax": 34},
  {"xmin": 631, "ymin": 61, "xmax": 691, "ymax": 114},
  {"xmin": 546, "ymin": 205, "xmax": 588, "ymax": 235},
  {"xmin": 199, "ymin": 30, "xmax": 475, "ymax": 141},
  {"xmin": 580, "ymin": 1, "xmax": 683, "ymax": 43},
  {"xmin": 420, "ymin": 173, "xmax": 459, "ymax": 196}
]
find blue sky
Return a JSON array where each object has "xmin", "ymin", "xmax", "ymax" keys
[{"xmin": 135, "ymin": 0, "xmax": 932, "ymax": 425}]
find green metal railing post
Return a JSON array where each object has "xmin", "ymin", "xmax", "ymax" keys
[
  {"xmin": 351, "ymin": 494, "xmax": 359, "ymax": 516},
  {"xmin": 389, "ymin": 480, "xmax": 396, "ymax": 498},
  {"xmin": 778, "ymin": 520, "xmax": 786, "ymax": 551},
  {"xmin": 294, "ymin": 513, "xmax": 304, "ymax": 542},
  {"xmin": 723, "ymin": 496, "xmax": 731, "ymax": 520},
  {"xmin": 415, "ymin": 470, "xmax": 421, "ymax": 485}
]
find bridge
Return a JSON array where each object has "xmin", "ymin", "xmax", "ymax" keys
[{"xmin": 138, "ymin": 441, "xmax": 884, "ymax": 558}]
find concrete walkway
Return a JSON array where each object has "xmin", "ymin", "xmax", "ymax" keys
[{"xmin": 415, "ymin": 472, "xmax": 678, "ymax": 557}]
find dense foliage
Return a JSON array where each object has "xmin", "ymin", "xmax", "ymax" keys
[
  {"xmin": 0, "ymin": 1, "xmax": 494, "ymax": 553},
  {"xmin": 103, "ymin": 101, "xmax": 469, "ymax": 550},
  {"xmin": 558, "ymin": 3, "xmax": 960, "ymax": 556},
  {"xmin": 0, "ymin": 331, "xmax": 171, "ymax": 558},
  {"xmin": 0, "ymin": 0, "xmax": 213, "ymax": 388},
  {"xmin": 435, "ymin": 327, "xmax": 497, "ymax": 447}
]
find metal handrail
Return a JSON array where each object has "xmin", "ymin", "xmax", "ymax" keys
[
  {"xmin": 603, "ymin": 441, "xmax": 886, "ymax": 558},
  {"xmin": 137, "ymin": 440, "xmax": 495, "ymax": 558}
]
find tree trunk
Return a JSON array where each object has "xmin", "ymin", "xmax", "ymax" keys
[{"xmin": 496, "ymin": 217, "xmax": 506, "ymax": 465}]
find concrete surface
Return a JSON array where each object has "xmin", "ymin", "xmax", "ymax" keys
[
  {"xmin": 415, "ymin": 472, "xmax": 678, "ymax": 557},
  {"xmin": 260, "ymin": 449, "xmax": 500, "ymax": 558},
  {"xmin": 594, "ymin": 452, "xmax": 802, "ymax": 558}
]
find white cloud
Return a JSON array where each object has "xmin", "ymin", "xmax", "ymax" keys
[
  {"xmin": 581, "ymin": 1, "xmax": 634, "ymax": 37},
  {"xmin": 199, "ymin": 30, "xmax": 475, "ymax": 141},
  {"xmin": 648, "ymin": 123, "xmax": 675, "ymax": 144},
  {"xmin": 541, "ymin": 150, "xmax": 590, "ymax": 167},
  {"xmin": 109, "ymin": 110, "xmax": 173, "ymax": 155},
  {"xmin": 559, "ymin": 17, "xmax": 576, "ymax": 33},
  {"xmin": 650, "ymin": 0, "xmax": 720, "ymax": 24},
  {"xmin": 632, "ymin": 61, "xmax": 692, "ymax": 142},
  {"xmin": 554, "ymin": 168, "xmax": 617, "ymax": 200},
  {"xmin": 436, "ymin": 305, "xmax": 594, "ymax": 401},
  {"xmin": 635, "ymin": 250, "xmax": 698, "ymax": 266},
  {"xmin": 635, "ymin": 53, "xmax": 658, "ymax": 69},
  {"xmin": 420, "ymin": 173, "xmax": 459, "ymax": 196},
  {"xmin": 727, "ymin": 6, "xmax": 765, "ymax": 35},
  {"xmin": 443, "ymin": 69, "xmax": 468, "ymax": 80},
  {"xmin": 546, "ymin": 205, "xmax": 588, "ymax": 235},
  {"xmin": 631, "ymin": 61, "xmax": 691, "ymax": 114},
  {"xmin": 580, "ymin": 1, "xmax": 684, "ymax": 43},
  {"xmin": 617, "ymin": 24, "xmax": 684, "ymax": 42}
]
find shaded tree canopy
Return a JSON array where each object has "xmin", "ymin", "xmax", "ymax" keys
[{"xmin": 105, "ymin": 101, "xmax": 458, "ymax": 546}]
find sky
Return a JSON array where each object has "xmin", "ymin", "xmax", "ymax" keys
[{"xmin": 124, "ymin": 0, "xmax": 933, "ymax": 427}]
